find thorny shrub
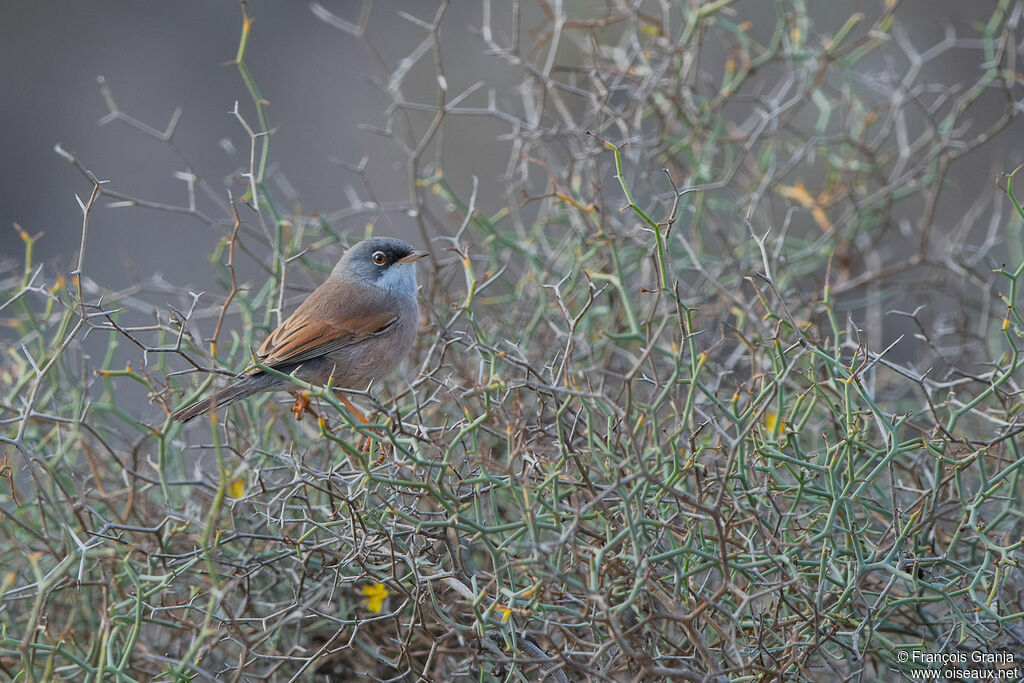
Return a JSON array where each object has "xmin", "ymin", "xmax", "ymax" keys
[{"xmin": 3, "ymin": 1, "xmax": 1024, "ymax": 681}]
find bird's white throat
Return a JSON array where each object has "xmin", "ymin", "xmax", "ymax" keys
[{"xmin": 374, "ymin": 263, "xmax": 419, "ymax": 298}]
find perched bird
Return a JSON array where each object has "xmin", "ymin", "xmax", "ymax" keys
[{"xmin": 171, "ymin": 236, "xmax": 427, "ymax": 423}]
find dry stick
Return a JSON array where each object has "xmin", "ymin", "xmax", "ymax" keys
[
  {"xmin": 210, "ymin": 194, "xmax": 244, "ymax": 356},
  {"xmin": 309, "ymin": 0, "xmax": 371, "ymax": 37},
  {"xmin": 0, "ymin": 259, "xmax": 45, "ymax": 314}
]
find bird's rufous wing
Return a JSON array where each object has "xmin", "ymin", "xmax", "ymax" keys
[{"xmin": 252, "ymin": 280, "xmax": 398, "ymax": 371}]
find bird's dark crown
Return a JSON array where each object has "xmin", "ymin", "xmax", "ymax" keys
[{"xmin": 345, "ymin": 237, "xmax": 415, "ymax": 267}]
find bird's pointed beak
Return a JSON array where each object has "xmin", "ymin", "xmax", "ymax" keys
[{"xmin": 396, "ymin": 250, "xmax": 429, "ymax": 264}]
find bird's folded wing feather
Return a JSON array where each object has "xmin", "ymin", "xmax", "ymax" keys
[{"xmin": 253, "ymin": 280, "xmax": 398, "ymax": 371}]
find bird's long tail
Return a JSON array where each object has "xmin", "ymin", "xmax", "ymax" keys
[{"xmin": 170, "ymin": 375, "xmax": 275, "ymax": 424}]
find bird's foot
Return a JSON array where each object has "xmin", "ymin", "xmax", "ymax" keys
[
  {"xmin": 359, "ymin": 429, "xmax": 392, "ymax": 460},
  {"xmin": 372, "ymin": 441, "xmax": 393, "ymax": 465},
  {"xmin": 330, "ymin": 391, "xmax": 393, "ymax": 461},
  {"xmin": 291, "ymin": 392, "xmax": 313, "ymax": 421}
]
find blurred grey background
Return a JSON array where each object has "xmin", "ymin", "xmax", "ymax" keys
[
  {"xmin": 0, "ymin": 0, "xmax": 1019, "ymax": 296},
  {"xmin": 1, "ymin": 0, "xmax": 505, "ymax": 293}
]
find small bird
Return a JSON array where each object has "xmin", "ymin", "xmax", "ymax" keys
[{"xmin": 171, "ymin": 236, "xmax": 427, "ymax": 423}]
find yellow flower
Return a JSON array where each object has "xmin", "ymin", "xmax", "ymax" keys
[
  {"xmin": 776, "ymin": 181, "xmax": 832, "ymax": 231},
  {"xmin": 228, "ymin": 476, "xmax": 246, "ymax": 499},
  {"xmin": 763, "ymin": 411, "xmax": 787, "ymax": 433},
  {"xmin": 360, "ymin": 582, "xmax": 388, "ymax": 613},
  {"xmin": 496, "ymin": 606, "xmax": 512, "ymax": 623}
]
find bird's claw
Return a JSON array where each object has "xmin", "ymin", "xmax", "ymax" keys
[{"xmin": 292, "ymin": 392, "xmax": 312, "ymax": 421}]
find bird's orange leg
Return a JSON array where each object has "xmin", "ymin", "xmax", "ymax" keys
[
  {"xmin": 334, "ymin": 391, "xmax": 391, "ymax": 460},
  {"xmin": 335, "ymin": 393, "xmax": 369, "ymax": 424}
]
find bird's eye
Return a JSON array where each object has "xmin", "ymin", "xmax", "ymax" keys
[{"xmin": 372, "ymin": 251, "xmax": 387, "ymax": 265}]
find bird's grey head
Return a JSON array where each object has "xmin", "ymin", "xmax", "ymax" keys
[{"xmin": 332, "ymin": 237, "xmax": 427, "ymax": 298}]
